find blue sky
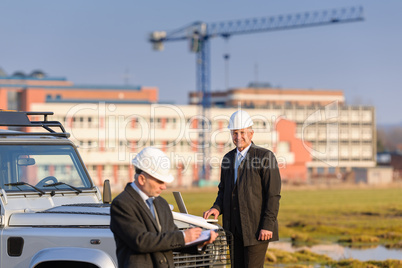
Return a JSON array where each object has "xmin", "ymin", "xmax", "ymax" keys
[{"xmin": 1, "ymin": 0, "xmax": 401, "ymax": 125}]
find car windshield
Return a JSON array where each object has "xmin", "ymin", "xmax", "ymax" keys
[{"xmin": 0, "ymin": 145, "xmax": 92, "ymax": 192}]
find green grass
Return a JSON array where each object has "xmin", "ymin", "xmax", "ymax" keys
[
  {"xmin": 278, "ymin": 187, "xmax": 402, "ymax": 244},
  {"xmin": 160, "ymin": 186, "xmax": 402, "ymax": 245},
  {"xmin": 115, "ymin": 185, "xmax": 402, "ymax": 266}
]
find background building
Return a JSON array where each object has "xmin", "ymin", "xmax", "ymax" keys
[
  {"xmin": 1, "ymin": 73, "xmax": 377, "ymax": 191},
  {"xmin": 190, "ymin": 86, "xmax": 376, "ymax": 182},
  {"xmin": 0, "ymin": 71, "xmax": 158, "ymax": 111},
  {"xmin": 189, "ymin": 87, "xmax": 345, "ymax": 107}
]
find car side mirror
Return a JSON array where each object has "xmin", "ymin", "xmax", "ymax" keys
[{"xmin": 103, "ymin": 179, "xmax": 112, "ymax": 204}]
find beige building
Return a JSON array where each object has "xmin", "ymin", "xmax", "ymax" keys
[
  {"xmin": 189, "ymin": 87, "xmax": 345, "ymax": 107},
  {"xmin": 2, "ymin": 72, "xmax": 376, "ymax": 190},
  {"xmin": 31, "ymin": 99, "xmax": 376, "ymax": 191},
  {"xmin": 191, "ymin": 87, "xmax": 376, "ymax": 180}
]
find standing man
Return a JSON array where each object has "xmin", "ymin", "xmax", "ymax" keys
[
  {"xmin": 111, "ymin": 147, "xmax": 217, "ymax": 268},
  {"xmin": 203, "ymin": 110, "xmax": 281, "ymax": 268}
]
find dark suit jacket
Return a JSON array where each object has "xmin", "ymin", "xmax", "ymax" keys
[
  {"xmin": 110, "ymin": 184, "xmax": 189, "ymax": 268},
  {"xmin": 212, "ymin": 143, "xmax": 281, "ymax": 246}
]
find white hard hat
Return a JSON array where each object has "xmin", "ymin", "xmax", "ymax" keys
[
  {"xmin": 132, "ymin": 147, "xmax": 174, "ymax": 183},
  {"xmin": 228, "ymin": 110, "xmax": 254, "ymax": 130}
]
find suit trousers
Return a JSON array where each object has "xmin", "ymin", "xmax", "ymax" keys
[
  {"xmin": 230, "ymin": 185, "xmax": 268, "ymax": 268},
  {"xmin": 232, "ymin": 228, "xmax": 268, "ymax": 268}
]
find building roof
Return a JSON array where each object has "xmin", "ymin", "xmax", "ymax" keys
[
  {"xmin": 0, "ymin": 83, "xmax": 142, "ymax": 91},
  {"xmin": 0, "ymin": 76, "xmax": 67, "ymax": 81}
]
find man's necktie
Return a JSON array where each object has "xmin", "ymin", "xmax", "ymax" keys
[
  {"xmin": 234, "ymin": 153, "xmax": 243, "ymax": 183},
  {"xmin": 146, "ymin": 198, "xmax": 155, "ymax": 218}
]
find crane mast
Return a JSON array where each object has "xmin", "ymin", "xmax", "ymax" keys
[{"xmin": 150, "ymin": 6, "xmax": 364, "ymax": 184}]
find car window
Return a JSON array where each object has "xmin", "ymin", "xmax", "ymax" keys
[{"xmin": 0, "ymin": 145, "xmax": 92, "ymax": 192}]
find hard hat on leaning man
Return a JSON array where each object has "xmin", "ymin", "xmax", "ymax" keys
[
  {"xmin": 132, "ymin": 147, "xmax": 174, "ymax": 183},
  {"xmin": 228, "ymin": 110, "xmax": 254, "ymax": 130}
]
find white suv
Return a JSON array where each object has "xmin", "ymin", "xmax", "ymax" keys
[{"xmin": 0, "ymin": 111, "xmax": 231, "ymax": 268}]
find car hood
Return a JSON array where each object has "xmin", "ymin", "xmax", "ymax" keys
[
  {"xmin": 8, "ymin": 204, "xmax": 110, "ymax": 227},
  {"xmin": 8, "ymin": 203, "xmax": 218, "ymax": 230}
]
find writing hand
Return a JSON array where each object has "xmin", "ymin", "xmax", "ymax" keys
[
  {"xmin": 199, "ymin": 230, "xmax": 219, "ymax": 249},
  {"xmin": 184, "ymin": 227, "xmax": 202, "ymax": 243}
]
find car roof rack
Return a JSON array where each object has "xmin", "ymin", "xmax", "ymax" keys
[{"xmin": 0, "ymin": 111, "xmax": 70, "ymax": 138}]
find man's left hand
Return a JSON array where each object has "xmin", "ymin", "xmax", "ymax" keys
[
  {"xmin": 198, "ymin": 230, "xmax": 219, "ymax": 251},
  {"xmin": 258, "ymin": 229, "xmax": 272, "ymax": 241}
]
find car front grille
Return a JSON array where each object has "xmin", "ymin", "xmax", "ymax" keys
[{"xmin": 173, "ymin": 229, "xmax": 233, "ymax": 267}]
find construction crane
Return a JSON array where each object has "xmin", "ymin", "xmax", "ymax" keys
[{"xmin": 149, "ymin": 6, "xmax": 364, "ymax": 184}]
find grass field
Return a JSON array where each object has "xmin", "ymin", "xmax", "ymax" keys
[
  {"xmin": 161, "ymin": 185, "xmax": 402, "ymax": 267},
  {"xmin": 161, "ymin": 185, "xmax": 402, "ymax": 246},
  {"xmin": 114, "ymin": 184, "xmax": 402, "ymax": 267}
]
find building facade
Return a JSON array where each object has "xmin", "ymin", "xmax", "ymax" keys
[
  {"xmin": 29, "ymin": 100, "xmax": 376, "ymax": 190},
  {"xmin": 1, "ymin": 73, "xmax": 376, "ymax": 190},
  {"xmin": 0, "ymin": 73, "xmax": 158, "ymax": 111},
  {"xmin": 189, "ymin": 87, "xmax": 345, "ymax": 107},
  {"xmin": 190, "ymin": 87, "xmax": 376, "ymax": 182}
]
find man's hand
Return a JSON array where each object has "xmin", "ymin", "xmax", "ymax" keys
[
  {"xmin": 183, "ymin": 227, "xmax": 202, "ymax": 243},
  {"xmin": 203, "ymin": 208, "xmax": 220, "ymax": 220},
  {"xmin": 258, "ymin": 229, "xmax": 273, "ymax": 241},
  {"xmin": 199, "ymin": 230, "xmax": 219, "ymax": 249}
]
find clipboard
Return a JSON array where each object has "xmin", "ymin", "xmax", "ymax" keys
[{"xmin": 184, "ymin": 230, "xmax": 217, "ymax": 246}]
